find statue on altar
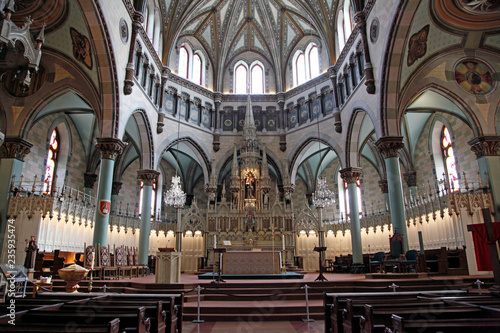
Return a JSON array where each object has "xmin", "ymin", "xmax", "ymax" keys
[{"xmin": 245, "ymin": 173, "xmax": 255, "ymax": 199}]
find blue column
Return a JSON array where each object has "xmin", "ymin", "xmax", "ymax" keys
[
  {"xmin": 0, "ymin": 138, "xmax": 32, "ymax": 257},
  {"xmin": 469, "ymin": 136, "xmax": 500, "ymax": 220},
  {"xmin": 340, "ymin": 167, "xmax": 363, "ymax": 264},
  {"xmin": 376, "ymin": 137, "xmax": 409, "ymax": 252},
  {"xmin": 137, "ymin": 169, "xmax": 159, "ymax": 265},
  {"xmin": 93, "ymin": 138, "xmax": 126, "ymax": 247}
]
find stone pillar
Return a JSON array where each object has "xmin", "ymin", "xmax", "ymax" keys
[
  {"xmin": 176, "ymin": 208, "xmax": 182, "ymax": 252},
  {"xmin": 328, "ymin": 66, "xmax": 342, "ymax": 133},
  {"xmin": 354, "ymin": 12, "xmax": 375, "ymax": 94},
  {"xmin": 213, "ymin": 92, "xmax": 222, "ymax": 151},
  {"xmin": 124, "ymin": 11, "xmax": 145, "ymax": 95},
  {"xmin": 0, "ymin": 138, "xmax": 32, "ymax": 253},
  {"xmin": 378, "ymin": 179, "xmax": 390, "ymax": 212},
  {"xmin": 340, "ymin": 167, "xmax": 363, "ymax": 264},
  {"xmin": 111, "ymin": 182, "xmax": 122, "ymax": 214},
  {"xmin": 469, "ymin": 136, "xmax": 500, "ymax": 220},
  {"xmin": 83, "ymin": 172, "xmax": 98, "ymax": 197},
  {"xmin": 403, "ymin": 171, "xmax": 418, "ymax": 202},
  {"xmin": 137, "ymin": 169, "xmax": 160, "ymax": 266},
  {"xmin": 277, "ymin": 92, "xmax": 287, "ymax": 151},
  {"xmin": 375, "ymin": 136, "xmax": 409, "ymax": 251},
  {"xmin": 93, "ymin": 138, "xmax": 126, "ymax": 247}
]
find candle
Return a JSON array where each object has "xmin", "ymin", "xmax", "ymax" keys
[
  {"xmin": 214, "ymin": 234, "xmax": 217, "ymax": 249},
  {"xmin": 282, "ymin": 234, "xmax": 285, "ymax": 251},
  {"xmin": 91, "ymin": 252, "xmax": 95, "ymax": 270}
]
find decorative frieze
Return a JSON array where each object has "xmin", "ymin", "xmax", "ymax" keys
[
  {"xmin": 0, "ymin": 138, "xmax": 33, "ymax": 161},
  {"xmin": 95, "ymin": 138, "xmax": 127, "ymax": 160},
  {"xmin": 375, "ymin": 136, "xmax": 405, "ymax": 159},
  {"xmin": 468, "ymin": 136, "xmax": 500, "ymax": 157}
]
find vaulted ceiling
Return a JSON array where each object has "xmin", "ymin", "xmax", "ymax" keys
[{"xmin": 161, "ymin": 0, "xmax": 340, "ymax": 90}]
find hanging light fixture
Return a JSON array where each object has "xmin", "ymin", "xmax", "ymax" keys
[
  {"xmin": 312, "ymin": 99, "xmax": 335, "ymax": 209},
  {"xmin": 164, "ymin": 89, "xmax": 186, "ymax": 209}
]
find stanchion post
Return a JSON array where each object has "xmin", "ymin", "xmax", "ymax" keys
[
  {"xmin": 301, "ymin": 284, "xmax": 315, "ymax": 322},
  {"xmin": 193, "ymin": 285, "xmax": 205, "ymax": 323}
]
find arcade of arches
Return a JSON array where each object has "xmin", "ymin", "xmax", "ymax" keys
[{"xmin": 0, "ymin": 0, "xmax": 499, "ymax": 276}]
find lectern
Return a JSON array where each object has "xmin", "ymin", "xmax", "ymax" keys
[
  {"xmin": 155, "ymin": 248, "xmax": 181, "ymax": 284},
  {"xmin": 213, "ymin": 248, "xmax": 226, "ymax": 283},
  {"xmin": 313, "ymin": 246, "xmax": 328, "ymax": 281}
]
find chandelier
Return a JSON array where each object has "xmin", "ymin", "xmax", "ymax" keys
[
  {"xmin": 164, "ymin": 175, "xmax": 186, "ymax": 208},
  {"xmin": 312, "ymin": 177, "xmax": 335, "ymax": 208}
]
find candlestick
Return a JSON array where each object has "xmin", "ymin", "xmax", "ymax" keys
[
  {"xmin": 91, "ymin": 252, "xmax": 95, "ymax": 270},
  {"xmin": 282, "ymin": 234, "xmax": 285, "ymax": 251},
  {"xmin": 214, "ymin": 234, "xmax": 217, "ymax": 249}
]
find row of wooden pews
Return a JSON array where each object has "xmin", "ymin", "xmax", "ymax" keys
[
  {"xmin": 325, "ymin": 290, "xmax": 500, "ymax": 333},
  {"xmin": 0, "ymin": 292, "xmax": 183, "ymax": 333}
]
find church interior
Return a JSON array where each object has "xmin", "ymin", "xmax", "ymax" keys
[{"xmin": 1, "ymin": 0, "xmax": 500, "ymax": 331}]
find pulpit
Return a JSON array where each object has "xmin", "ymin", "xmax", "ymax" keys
[
  {"xmin": 313, "ymin": 246, "xmax": 328, "ymax": 281},
  {"xmin": 155, "ymin": 249, "xmax": 181, "ymax": 284}
]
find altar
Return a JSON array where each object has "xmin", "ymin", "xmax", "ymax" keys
[{"xmin": 222, "ymin": 251, "xmax": 281, "ymax": 275}]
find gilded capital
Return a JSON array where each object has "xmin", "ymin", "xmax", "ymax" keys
[
  {"xmin": 468, "ymin": 136, "xmax": 500, "ymax": 158},
  {"xmin": 95, "ymin": 138, "xmax": 127, "ymax": 160},
  {"xmin": 137, "ymin": 169, "xmax": 160, "ymax": 186},
  {"xmin": 84, "ymin": 173, "xmax": 98, "ymax": 189},
  {"xmin": 375, "ymin": 136, "xmax": 405, "ymax": 159},
  {"xmin": 0, "ymin": 138, "xmax": 33, "ymax": 161},
  {"xmin": 340, "ymin": 167, "xmax": 363, "ymax": 184},
  {"xmin": 403, "ymin": 171, "xmax": 417, "ymax": 187}
]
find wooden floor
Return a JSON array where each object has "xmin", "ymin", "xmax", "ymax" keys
[{"xmin": 183, "ymin": 320, "xmax": 324, "ymax": 333}]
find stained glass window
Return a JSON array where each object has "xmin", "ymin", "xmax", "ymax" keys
[
  {"xmin": 178, "ymin": 46, "xmax": 188, "ymax": 79},
  {"xmin": 442, "ymin": 126, "xmax": 459, "ymax": 192},
  {"xmin": 43, "ymin": 129, "xmax": 59, "ymax": 195}
]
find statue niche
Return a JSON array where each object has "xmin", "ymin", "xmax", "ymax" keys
[{"xmin": 245, "ymin": 172, "xmax": 256, "ymax": 199}]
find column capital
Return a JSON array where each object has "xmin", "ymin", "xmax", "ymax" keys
[
  {"xmin": 340, "ymin": 167, "xmax": 363, "ymax": 184},
  {"xmin": 378, "ymin": 179, "xmax": 388, "ymax": 194},
  {"xmin": 375, "ymin": 136, "xmax": 405, "ymax": 159},
  {"xmin": 137, "ymin": 169, "xmax": 160, "ymax": 186},
  {"xmin": 112, "ymin": 181, "xmax": 123, "ymax": 195},
  {"xmin": 84, "ymin": 172, "xmax": 98, "ymax": 189},
  {"xmin": 0, "ymin": 137, "xmax": 33, "ymax": 161},
  {"xmin": 95, "ymin": 138, "xmax": 127, "ymax": 160},
  {"xmin": 468, "ymin": 136, "xmax": 500, "ymax": 157},
  {"xmin": 403, "ymin": 171, "xmax": 418, "ymax": 187}
]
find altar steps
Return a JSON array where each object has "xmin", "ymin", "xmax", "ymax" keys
[{"xmin": 194, "ymin": 263, "xmax": 305, "ymax": 275}]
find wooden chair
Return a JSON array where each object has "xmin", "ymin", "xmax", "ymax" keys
[
  {"xmin": 383, "ymin": 231, "xmax": 404, "ymax": 273},
  {"xmin": 401, "ymin": 249, "xmax": 418, "ymax": 273},
  {"xmin": 127, "ymin": 247, "xmax": 138, "ymax": 278},
  {"xmin": 115, "ymin": 246, "xmax": 131, "ymax": 279},
  {"xmin": 83, "ymin": 245, "xmax": 100, "ymax": 279},
  {"xmin": 369, "ymin": 251, "xmax": 386, "ymax": 273},
  {"xmin": 99, "ymin": 245, "xmax": 118, "ymax": 280}
]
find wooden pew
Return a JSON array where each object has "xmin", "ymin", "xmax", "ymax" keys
[
  {"xmin": 0, "ymin": 318, "xmax": 120, "ymax": 332},
  {"xmin": 324, "ymin": 290, "xmax": 467, "ymax": 333},
  {"xmin": 20, "ymin": 305, "xmax": 150, "ymax": 333},
  {"xmin": 388, "ymin": 314, "xmax": 500, "ymax": 333}
]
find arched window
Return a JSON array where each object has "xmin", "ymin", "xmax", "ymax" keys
[
  {"xmin": 139, "ymin": 181, "xmax": 157, "ymax": 218},
  {"xmin": 192, "ymin": 53, "xmax": 202, "ymax": 85},
  {"xmin": 337, "ymin": 10, "xmax": 346, "ymax": 51},
  {"xmin": 178, "ymin": 46, "xmax": 189, "ymax": 79},
  {"xmin": 43, "ymin": 129, "xmax": 59, "ymax": 195},
  {"xmin": 309, "ymin": 46, "xmax": 320, "ymax": 78},
  {"xmin": 442, "ymin": 126, "xmax": 459, "ymax": 192},
  {"xmin": 293, "ymin": 43, "xmax": 320, "ymax": 87},
  {"xmin": 251, "ymin": 64, "xmax": 263, "ymax": 94},
  {"xmin": 296, "ymin": 53, "xmax": 306, "ymax": 86},
  {"xmin": 343, "ymin": 0, "xmax": 353, "ymax": 42},
  {"xmin": 235, "ymin": 64, "xmax": 248, "ymax": 94}
]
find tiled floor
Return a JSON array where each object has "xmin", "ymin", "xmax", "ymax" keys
[{"xmin": 183, "ymin": 320, "xmax": 324, "ymax": 333}]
